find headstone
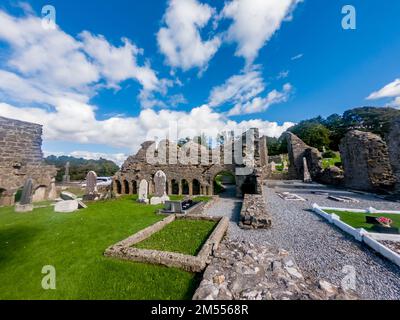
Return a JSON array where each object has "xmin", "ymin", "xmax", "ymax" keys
[
  {"xmin": 83, "ymin": 171, "xmax": 98, "ymax": 201},
  {"xmin": 63, "ymin": 162, "xmax": 71, "ymax": 183},
  {"xmin": 138, "ymin": 179, "xmax": 149, "ymax": 204},
  {"xmin": 15, "ymin": 178, "xmax": 34, "ymax": 212},
  {"xmin": 60, "ymin": 191, "xmax": 77, "ymax": 201},
  {"xmin": 48, "ymin": 178, "xmax": 58, "ymax": 200},
  {"xmin": 150, "ymin": 170, "xmax": 170, "ymax": 205},
  {"xmin": 303, "ymin": 157, "xmax": 312, "ymax": 183},
  {"xmin": 54, "ymin": 200, "xmax": 79, "ymax": 213},
  {"xmin": 270, "ymin": 161, "xmax": 276, "ymax": 172}
]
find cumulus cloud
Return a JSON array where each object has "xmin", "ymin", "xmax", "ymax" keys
[
  {"xmin": 221, "ymin": 0, "xmax": 300, "ymax": 65},
  {"xmin": 0, "ymin": 10, "xmax": 168, "ymax": 108},
  {"xmin": 228, "ymin": 83, "xmax": 292, "ymax": 116},
  {"xmin": 367, "ymin": 79, "xmax": 400, "ymax": 100},
  {"xmin": 208, "ymin": 68, "xmax": 265, "ymax": 107},
  {"xmin": 157, "ymin": 0, "xmax": 221, "ymax": 71}
]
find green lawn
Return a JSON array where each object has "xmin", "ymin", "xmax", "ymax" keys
[
  {"xmin": 325, "ymin": 209, "xmax": 400, "ymax": 232},
  {"xmin": 322, "ymin": 153, "xmax": 341, "ymax": 169},
  {"xmin": 133, "ymin": 219, "xmax": 217, "ymax": 256},
  {"xmin": 0, "ymin": 196, "xmax": 200, "ymax": 300}
]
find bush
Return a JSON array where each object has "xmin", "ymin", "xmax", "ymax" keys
[{"xmin": 322, "ymin": 150, "xmax": 336, "ymax": 159}]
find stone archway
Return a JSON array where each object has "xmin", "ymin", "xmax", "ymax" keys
[
  {"xmin": 132, "ymin": 180, "xmax": 137, "ymax": 194},
  {"xmin": 123, "ymin": 180, "xmax": 130, "ymax": 194},
  {"xmin": 192, "ymin": 179, "xmax": 201, "ymax": 195},
  {"xmin": 182, "ymin": 179, "xmax": 189, "ymax": 195},
  {"xmin": 171, "ymin": 179, "xmax": 179, "ymax": 195},
  {"xmin": 115, "ymin": 180, "xmax": 122, "ymax": 194},
  {"xmin": 213, "ymin": 171, "xmax": 236, "ymax": 195}
]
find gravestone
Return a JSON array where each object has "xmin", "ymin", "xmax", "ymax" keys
[
  {"xmin": 270, "ymin": 161, "xmax": 277, "ymax": 172},
  {"xmin": 303, "ymin": 157, "xmax": 312, "ymax": 183},
  {"xmin": 15, "ymin": 178, "xmax": 34, "ymax": 212},
  {"xmin": 63, "ymin": 161, "xmax": 71, "ymax": 183},
  {"xmin": 150, "ymin": 170, "xmax": 170, "ymax": 205},
  {"xmin": 138, "ymin": 179, "xmax": 149, "ymax": 204},
  {"xmin": 83, "ymin": 171, "xmax": 98, "ymax": 201},
  {"xmin": 54, "ymin": 200, "xmax": 79, "ymax": 213}
]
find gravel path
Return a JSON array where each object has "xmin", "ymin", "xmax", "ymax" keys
[{"xmin": 205, "ymin": 181, "xmax": 400, "ymax": 300}]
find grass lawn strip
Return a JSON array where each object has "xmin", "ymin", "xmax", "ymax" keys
[{"xmin": 133, "ymin": 219, "xmax": 217, "ymax": 256}]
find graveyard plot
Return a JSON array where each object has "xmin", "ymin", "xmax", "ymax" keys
[
  {"xmin": 105, "ymin": 215, "xmax": 229, "ymax": 272},
  {"xmin": 0, "ymin": 196, "xmax": 201, "ymax": 300},
  {"xmin": 133, "ymin": 219, "xmax": 217, "ymax": 255},
  {"xmin": 312, "ymin": 205, "xmax": 400, "ymax": 267}
]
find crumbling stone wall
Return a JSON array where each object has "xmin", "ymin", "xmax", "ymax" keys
[
  {"xmin": 339, "ymin": 130, "xmax": 395, "ymax": 192},
  {"xmin": 0, "ymin": 117, "xmax": 57, "ymax": 206},
  {"xmin": 284, "ymin": 132, "xmax": 323, "ymax": 180},
  {"xmin": 239, "ymin": 194, "xmax": 271, "ymax": 229},
  {"xmin": 388, "ymin": 118, "xmax": 400, "ymax": 194},
  {"xmin": 114, "ymin": 129, "xmax": 269, "ymax": 198}
]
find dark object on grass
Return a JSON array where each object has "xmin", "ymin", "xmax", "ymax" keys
[
  {"xmin": 366, "ymin": 216, "xmax": 380, "ymax": 225},
  {"xmin": 371, "ymin": 225, "xmax": 399, "ymax": 234}
]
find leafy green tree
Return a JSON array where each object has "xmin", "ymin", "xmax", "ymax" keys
[{"xmin": 289, "ymin": 122, "xmax": 331, "ymax": 151}]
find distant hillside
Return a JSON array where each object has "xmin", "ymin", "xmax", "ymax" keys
[
  {"xmin": 45, "ymin": 155, "xmax": 120, "ymax": 182},
  {"xmin": 267, "ymin": 106, "xmax": 400, "ymax": 155}
]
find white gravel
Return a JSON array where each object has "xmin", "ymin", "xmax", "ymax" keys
[{"xmin": 205, "ymin": 181, "xmax": 400, "ymax": 300}]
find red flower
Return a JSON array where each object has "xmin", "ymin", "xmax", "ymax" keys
[{"xmin": 377, "ymin": 217, "xmax": 393, "ymax": 226}]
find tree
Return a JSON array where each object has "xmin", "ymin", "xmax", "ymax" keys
[{"xmin": 289, "ymin": 122, "xmax": 331, "ymax": 151}]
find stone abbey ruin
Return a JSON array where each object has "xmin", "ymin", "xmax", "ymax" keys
[{"xmin": 0, "ymin": 117, "xmax": 57, "ymax": 206}]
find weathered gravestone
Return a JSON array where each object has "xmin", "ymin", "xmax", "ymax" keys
[
  {"xmin": 138, "ymin": 179, "xmax": 149, "ymax": 204},
  {"xmin": 303, "ymin": 157, "xmax": 312, "ymax": 183},
  {"xmin": 83, "ymin": 171, "xmax": 98, "ymax": 201},
  {"xmin": 150, "ymin": 170, "xmax": 170, "ymax": 205},
  {"xmin": 63, "ymin": 161, "xmax": 71, "ymax": 183},
  {"xmin": 55, "ymin": 200, "xmax": 79, "ymax": 213},
  {"xmin": 15, "ymin": 178, "xmax": 34, "ymax": 212}
]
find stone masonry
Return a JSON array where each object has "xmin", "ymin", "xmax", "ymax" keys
[
  {"xmin": 0, "ymin": 117, "xmax": 57, "ymax": 206},
  {"xmin": 339, "ymin": 130, "xmax": 395, "ymax": 192},
  {"xmin": 388, "ymin": 118, "xmax": 400, "ymax": 194},
  {"xmin": 284, "ymin": 132, "xmax": 323, "ymax": 180},
  {"xmin": 113, "ymin": 129, "xmax": 269, "ymax": 198}
]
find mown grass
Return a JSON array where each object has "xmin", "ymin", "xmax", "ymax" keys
[
  {"xmin": 0, "ymin": 196, "xmax": 200, "ymax": 300},
  {"xmin": 324, "ymin": 209, "xmax": 400, "ymax": 232},
  {"xmin": 133, "ymin": 219, "xmax": 217, "ymax": 256}
]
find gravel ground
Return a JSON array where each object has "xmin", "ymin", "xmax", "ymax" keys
[{"xmin": 205, "ymin": 181, "xmax": 400, "ymax": 300}]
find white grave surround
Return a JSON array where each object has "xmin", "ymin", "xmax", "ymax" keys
[{"xmin": 312, "ymin": 204, "xmax": 400, "ymax": 267}]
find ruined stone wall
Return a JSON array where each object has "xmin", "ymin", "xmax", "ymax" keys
[
  {"xmin": 0, "ymin": 117, "xmax": 57, "ymax": 206},
  {"xmin": 339, "ymin": 130, "xmax": 395, "ymax": 192},
  {"xmin": 284, "ymin": 132, "xmax": 323, "ymax": 180},
  {"xmin": 388, "ymin": 118, "xmax": 400, "ymax": 193},
  {"xmin": 114, "ymin": 129, "xmax": 267, "ymax": 198}
]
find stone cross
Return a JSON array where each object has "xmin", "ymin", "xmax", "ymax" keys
[
  {"xmin": 20, "ymin": 178, "xmax": 33, "ymax": 205},
  {"xmin": 154, "ymin": 170, "xmax": 167, "ymax": 197},
  {"xmin": 63, "ymin": 161, "xmax": 71, "ymax": 183},
  {"xmin": 138, "ymin": 179, "xmax": 149, "ymax": 203},
  {"xmin": 85, "ymin": 171, "xmax": 98, "ymax": 195},
  {"xmin": 303, "ymin": 157, "xmax": 312, "ymax": 183}
]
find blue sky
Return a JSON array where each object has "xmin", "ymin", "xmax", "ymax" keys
[{"xmin": 0, "ymin": 0, "xmax": 399, "ymax": 164}]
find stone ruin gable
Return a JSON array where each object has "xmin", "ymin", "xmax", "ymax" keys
[
  {"xmin": 0, "ymin": 117, "xmax": 57, "ymax": 206},
  {"xmin": 284, "ymin": 132, "xmax": 323, "ymax": 180},
  {"xmin": 339, "ymin": 130, "xmax": 395, "ymax": 192},
  {"xmin": 387, "ymin": 118, "xmax": 400, "ymax": 194},
  {"xmin": 114, "ymin": 128, "xmax": 267, "ymax": 197}
]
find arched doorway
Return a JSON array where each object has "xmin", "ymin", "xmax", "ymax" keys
[
  {"xmin": 213, "ymin": 171, "xmax": 235, "ymax": 195},
  {"xmin": 171, "ymin": 179, "xmax": 179, "ymax": 195},
  {"xmin": 123, "ymin": 180, "xmax": 130, "ymax": 194},
  {"xmin": 115, "ymin": 180, "xmax": 122, "ymax": 194},
  {"xmin": 241, "ymin": 175, "xmax": 257, "ymax": 195},
  {"xmin": 132, "ymin": 181, "xmax": 137, "ymax": 194},
  {"xmin": 182, "ymin": 179, "xmax": 189, "ymax": 195},
  {"xmin": 192, "ymin": 179, "xmax": 201, "ymax": 195}
]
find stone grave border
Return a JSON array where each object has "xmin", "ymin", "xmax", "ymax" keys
[
  {"xmin": 312, "ymin": 204, "xmax": 400, "ymax": 267},
  {"xmin": 158, "ymin": 196, "xmax": 219, "ymax": 216},
  {"xmin": 104, "ymin": 214, "xmax": 229, "ymax": 272}
]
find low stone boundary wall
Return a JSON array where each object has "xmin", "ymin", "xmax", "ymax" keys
[
  {"xmin": 239, "ymin": 194, "xmax": 271, "ymax": 229},
  {"xmin": 104, "ymin": 214, "xmax": 229, "ymax": 272}
]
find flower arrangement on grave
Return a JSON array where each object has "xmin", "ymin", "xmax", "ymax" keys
[{"xmin": 376, "ymin": 217, "xmax": 393, "ymax": 228}]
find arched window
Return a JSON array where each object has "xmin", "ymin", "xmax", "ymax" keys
[
  {"xmin": 171, "ymin": 179, "xmax": 179, "ymax": 195},
  {"xmin": 123, "ymin": 180, "xmax": 130, "ymax": 194},
  {"xmin": 182, "ymin": 179, "xmax": 189, "ymax": 195},
  {"xmin": 192, "ymin": 179, "xmax": 201, "ymax": 195}
]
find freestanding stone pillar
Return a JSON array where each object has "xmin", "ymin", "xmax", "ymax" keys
[
  {"xmin": 339, "ymin": 130, "xmax": 395, "ymax": 192},
  {"xmin": 388, "ymin": 118, "xmax": 400, "ymax": 194}
]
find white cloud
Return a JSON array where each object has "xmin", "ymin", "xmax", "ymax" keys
[
  {"xmin": 367, "ymin": 79, "xmax": 400, "ymax": 108},
  {"xmin": 228, "ymin": 83, "xmax": 292, "ymax": 115},
  {"xmin": 291, "ymin": 53, "xmax": 303, "ymax": 60},
  {"xmin": 208, "ymin": 68, "xmax": 265, "ymax": 107},
  {"xmin": 0, "ymin": 10, "xmax": 168, "ymax": 109},
  {"xmin": 221, "ymin": 0, "xmax": 300, "ymax": 65},
  {"xmin": 157, "ymin": 0, "xmax": 221, "ymax": 71}
]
